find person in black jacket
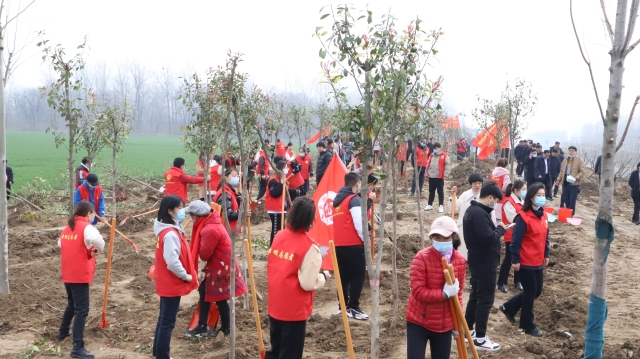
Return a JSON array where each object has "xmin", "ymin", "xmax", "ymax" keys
[
  {"xmin": 216, "ymin": 168, "xmax": 243, "ymax": 225},
  {"xmin": 534, "ymin": 150, "xmax": 552, "ymax": 200},
  {"xmin": 594, "ymin": 154, "xmax": 602, "ymax": 184},
  {"xmin": 6, "ymin": 163, "xmax": 13, "ymax": 201},
  {"xmin": 549, "ymin": 149, "xmax": 563, "ymax": 198},
  {"xmin": 315, "ymin": 141, "xmax": 333, "ymax": 185},
  {"xmin": 463, "ymin": 182, "xmax": 507, "ymax": 352},
  {"xmin": 514, "ymin": 140, "xmax": 524, "ymax": 176},
  {"xmin": 523, "ymin": 147, "xmax": 538, "ymax": 187},
  {"xmin": 630, "ymin": 162, "xmax": 640, "ymax": 224}
]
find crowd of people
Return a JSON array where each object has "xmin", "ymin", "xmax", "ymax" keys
[{"xmin": 53, "ymin": 135, "xmax": 639, "ymax": 359}]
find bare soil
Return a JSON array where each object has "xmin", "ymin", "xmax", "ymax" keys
[{"xmin": 1, "ymin": 162, "xmax": 639, "ymax": 358}]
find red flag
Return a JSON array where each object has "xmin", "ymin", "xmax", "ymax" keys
[
  {"xmin": 308, "ymin": 155, "xmax": 348, "ymax": 269},
  {"xmin": 472, "ymin": 121, "xmax": 509, "ymax": 158},
  {"xmin": 441, "ymin": 115, "xmax": 460, "ymax": 130},
  {"xmin": 305, "ymin": 126, "xmax": 332, "ymax": 145}
]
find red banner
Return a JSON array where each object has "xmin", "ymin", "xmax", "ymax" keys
[
  {"xmin": 472, "ymin": 122, "xmax": 509, "ymax": 159},
  {"xmin": 441, "ymin": 115, "xmax": 461, "ymax": 130},
  {"xmin": 308, "ymin": 155, "xmax": 348, "ymax": 269},
  {"xmin": 305, "ymin": 126, "xmax": 332, "ymax": 145}
]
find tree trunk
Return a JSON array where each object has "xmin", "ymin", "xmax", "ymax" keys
[
  {"xmin": 414, "ymin": 133, "xmax": 426, "ymax": 248},
  {"xmin": 0, "ymin": 32, "xmax": 10, "ymax": 293},
  {"xmin": 389, "ymin": 119, "xmax": 400, "ymax": 329},
  {"xmin": 111, "ymin": 144, "xmax": 117, "ymax": 219},
  {"xmin": 66, "ymin": 78, "xmax": 74, "ymax": 217}
]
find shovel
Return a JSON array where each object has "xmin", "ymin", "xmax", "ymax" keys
[
  {"xmin": 118, "ymin": 209, "xmax": 158, "ymax": 226},
  {"xmin": 98, "ymin": 218, "xmax": 117, "ymax": 328},
  {"xmin": 98, "ymin": 217, "xmax": 139, "ymax": 253}
]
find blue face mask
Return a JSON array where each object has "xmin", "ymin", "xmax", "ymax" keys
[
  {"xmin": 175, "ymin": 209, "xmax": 186, "ymax": 222},
  {"xmin": 534, "ymin": 197, "xmax": 546, "ymax": 207},
  {"xmin": 433, "ymin": 240, "xmax": 453, "ymax": 254},
  {"xmin": 434, "ymin": 149, "xmax": 440, "ymax": 154},
  {"xmin": 520, "ymin": 190, "xmax": 527, "ymax": 198}
]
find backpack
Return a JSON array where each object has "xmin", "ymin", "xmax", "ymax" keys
[{"xmin": 291, "ymin": 160, "xmax": 302, "ymax": 175}]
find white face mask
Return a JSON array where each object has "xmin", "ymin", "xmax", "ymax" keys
[
  {"xmin": 299, "ymin": 152, "xmax": 305, "ymax": 157},
  {"xmin": 283, "ymin": 168, "xmax": 289, "ymax": 175}
]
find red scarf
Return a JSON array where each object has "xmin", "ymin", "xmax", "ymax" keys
[{"xmin": 189, "ymin": 215, "xmax": 208, "ymax": 272}]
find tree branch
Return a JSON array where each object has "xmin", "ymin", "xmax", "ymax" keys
[
  {"xmin": 623, "ymin": 0, "xmax": 640, "ymax": 53},
  {"xmin": 1, "ymin": 0, "xmax": 35, "ymax": 30},
  {"xmin": 600, "ymin": 0, "xmax": 615, "ymax": 44},
  {"xmin": 616, "ymin": 95, "xmax": 639, "ymax": 152},
  {"xmin": 570, "ymin": 0, "xmax": 606, "ymax": 125}
]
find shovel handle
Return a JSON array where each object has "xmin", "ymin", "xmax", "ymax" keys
[{"xmin": 99, "ymin": 217, "xmax": 139, "ymax": 253}]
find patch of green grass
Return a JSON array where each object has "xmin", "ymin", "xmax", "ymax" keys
[{"xmin": 7, "ymin": 131, "xmax": 197, "ymax": 192}]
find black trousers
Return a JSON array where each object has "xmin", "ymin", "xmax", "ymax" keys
[
  {"xmin": 316, "ymin": 174, "xmax": 324, "ymax": 186},
  {"xmin": 552, "ymin": 177, "xmax": 560, "ymax": 196},
  {"xmin": 153, "ymin": 296, "xmax": 181, "ymax": 359},
  {"xmin": 497, "ymin": 242, "xmax": 520, "ymax": 286},
  {"xmin": 632, "ymin": 190, "xmax": 640, "ymax": 222},
  {"xmin": 406, "ymin": 322, "xmax": 452, "ymax": 359},
  {"xmin": 428, "ymin": 177, "xmax": 445, "ymax": 206},
  {"xmin": 465, "ymin": 266, "xmax": 497, "ymax": 338},
  {"xmin": 269, "ymin": 213, "xmax": 285, "ymax": 246},
  {"xmin": 59, "ymin": 283, "xmax": 90, "ymax": 348},
  {"xmin": 335, "ymin": 245, "xmax": 366, "ymax": 309},
  {"xmin": 400, "ymin": 161, "xmax": 405, "ymax": 176},
  {"xmin": 6, "ymin": 183, "xmax": 10, "ymax": 201},
  {"xmin": 257, "ymin": 178, "xmax": 268, "ymax": 201},
  {"xmin": 561, "ymin": 183, "xmax": 580, "ymax": 216},
  {"xmin": 301, "ymin": 180, "xmax": 310, "ymax": 196},
  {"xmin": 411, "ymin": 167, "xmax": 426, "ymax": 195},
  {"xmin": 502, "ymin": 268, "xmax": 544, "ymax": 331},
  {"xmin": 457, "ymin": 152, "xmax": 465, "ymax": 161},
  {"xmin": 535, "ymin": 174, "xmax": 552, "ymax": 198},
  {"xmin": 197, "ymin": 281, "xmax": 230, "ymax": 331},
  {"xmin": 288, "ymin": 188, "xmax": 300, "ymax": 203},
  {"xmin": 516, "ymin": 162, "xmax": 524, "ymax": 176},
  {"xmin": 265, "ymin": 316, "xmax": 307, "ymax": 359},
  {"xmin": 406, "ymin": 150, "xmax": 413, "ymax": 164}
]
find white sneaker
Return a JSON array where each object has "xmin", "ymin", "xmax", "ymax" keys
[
  {"xmin": 438, "ymin": 205, "xmax": 444, "ymax": 213},
  {"xmin": 474, "ymin": 336, "xmax": 501, "ymax": 351},
  {"xmin": 347, "ymin": 307, "xmax": 369, "ymax": 320},
  {"xmin": 423, "ymin": 205, "xmax": 433, "ymax": 211},
  {"xmin": 464, "ymin": 329, "xmax": 476, "ymax": 343}
]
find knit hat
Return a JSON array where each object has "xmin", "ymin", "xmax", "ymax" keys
[
  {"xmin": 428, "ymin": 216, "xmax": 458, "ymax": 237},
  {"xmin": 184, "ymin": 200, "xmax": 211, "ymax": 216}
]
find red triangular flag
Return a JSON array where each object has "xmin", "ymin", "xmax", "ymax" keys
[
  {"xmin": 305, "ymin": 126, "xmax": 332, "ymax": 145},
  {"xmin": 308, "ymin": 155, "xmax": 348, "ymax": 270}
]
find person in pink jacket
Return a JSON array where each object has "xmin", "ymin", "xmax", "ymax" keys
[{"xmin": 490, "ymin": 158, "xmax": 511, "ymax": 195}]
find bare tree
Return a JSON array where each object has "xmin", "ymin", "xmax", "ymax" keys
[{"xmin": 570, "ymin": 1, "xmax": 640, "ymax": 357}]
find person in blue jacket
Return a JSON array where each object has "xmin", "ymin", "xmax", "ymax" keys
[{"xmin": 74, "ymin": 174, "xmax": 105, "ymax": 225}]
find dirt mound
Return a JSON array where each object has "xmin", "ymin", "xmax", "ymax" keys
[{"xmin": 450, "ymin": 159, "xmax": 497, "ymax": 191}]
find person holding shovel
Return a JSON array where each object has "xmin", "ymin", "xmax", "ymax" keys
[
  {"xmin": 266, "ymin": 196, "xmax": 330, "ymax": 359},
  {"xmin": 266, "ymin": 157, "xmax": 289, "ymax": 246},
  {"xmin": 406, "ymin": 216, "xmax": 465, "ymax": 359},
  {"xmin": 497, "ymin": 180, "xmax": 527, "ymax": 293},
  {"xmin": 183, "ymin": 200, "xmax": 248, "ymax": 338},
  {"xmin": 152, "ymin": 195, "xmax": 198, "ymax": 359},
  {"xmin": 57, "ymin": 201, "xmax": 105, "ymax": 359},
  {"xmin": 499, "ymin": 182, "xmax": 550, "ymax": 337}
]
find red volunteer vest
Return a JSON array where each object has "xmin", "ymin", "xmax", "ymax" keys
[
  {"xmin": 256, "ymin": 150, "xmax": 270, "ymax": 176},
  {"xmin": 456, "ymin": 141, "xmax": 467, "ymax": 153},
  {"xmin": 332, "ymin": 194, "xmax": 363, "ymax": 247},
  {"xmin": 60, "ymin": 217, "xmax": 95, "ymax": 284},
  {"xmin": 425, "ymin": 153, "xmax": 447, "ymax": 178},
  {"xmin": 287, "ymin": 162, "xmax": 305, "ymax": 189},
  {"xmin": 296, "ymin": 154, "xmax": 311, "ymax": 180},
  {"xmin": 416, "ymin": 147, "xmax": 428, "ymax": 167},
  {"xmin": 267, "ymin": 227, "xmax": 319, "ymax": 321},
  {"xmin": 397, "ymin": 145, "xmax": 407, "ymax": 161},
  {"xmin": 276, "ymin": 141, "xmax": 286, "ymax": 158},
  {"xmin": 286, "ymin": 148, "xmax": 294, "ymax": 159},
  {"xmin": 78, "ymin": 185, "xmax": 102, "ymax": 209},
  {"xmin": 154, "ymin": 227, "xmax": 199, "ymax": 297},
  {"xmin": 500, "ymin": 196, "xmax": 522, "ymax": 243},
  {"xmin": 517, "ymin": 210, "xmax": 548, "ymax": 267},
  {"xmin": 265, "ymin": 176, "xmax": 284, "ymax": 212},
  {"xmin": 209, "ymin": 164, "xmax": 222, "ymax": 191},
  {"xmin": 164, "ymin": 167, "xmax": 189, "ymax": 202},
  {"xmin": 490, "ymin": 172, "xmax": 506, "ymax": 193},
  {"xmin": 355, "ymin": 157, "xmax": 372, "ymax": 174},
  {"xmin": 213, "ymin": 185, "xmax": 240, "ymax": 231}
]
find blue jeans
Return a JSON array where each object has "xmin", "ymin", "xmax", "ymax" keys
[
  {"xmin": 411, "ymin": 167, "xmax": 425, "ymax": 195},
  {"xmin": 561, "ymin": 183, "xmax": 581, "ymax": 216},
  {"xmin": 153, "ymin": 296, "xmax": 181, "ymax": 359},
  {"xmin": 59, "ymin": 283, "xmax": 90, "ymax": 348}
]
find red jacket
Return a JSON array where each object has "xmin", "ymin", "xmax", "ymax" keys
[
  {"xmin": 276, "ymin": 141, "xmax": 286, "ymax": 158},
  {"xmin": 164, "ymin": 167, "xmax": 203, "ymax": 203},
  {"xmin": 213, "ymin": 184, "xmax": 240, "ymax": 231},
  {"xmin": 332, "ymin": 194, "xmax": 362, "ymax": 247},
  {"xmin": 286, "ymin": 162, "xmax": 305, "ymax": 189},
  {"xmin": 268, "ymin": 227, "xmax": 318, "ymax": 321},
  {"xmin": 209, "ymin": 164, "xmax": 222, "ymax": 191},
  {"xmin": 265, "ymin": 176, "xmax": 286, "ymax": 212},
  {"xmin": 296, "ymin": 154, "xmax": 312, "ymax": 180},
  {"xmin": 75, "ymin": 165, "xmax": 90, "ymax": 189},
  {"xmin": 425, "ymin": 152, "xmax": 448, "ymax": 179},
  {"xmin": 516, "ymin": 209, "xmax": 549, "ymax": 267},
  {"xmin": 490, "ymin": 172, "xmax": 506, "ymax": 193},
  {"xmin": 406, "ymin": 246, "xmax": 466, "ymax": 333},
  {"xmin": 397, "ymin": 144, "xmax": 407, "ymax": 161},
  {"xmin": 456, "ymin": 141, "xmax": 467, "ymax": 153},
  {"xmin": 416, "ymin": 147, "xmax": 428, "ymax": 167},
  {"xmin": 197, "ymin": 212, "xmax": 248, "ymax": 302},
  {"xmin": 154, "ymin": 227, "xmax": 198, "ymax": 297},
  {"xmin": 78, "ymin": 185, "xmax": 102, "ymax": 210},
  {"xmin": 60, "ymin": 217, "xmax": 95, "ymax": 284},
  {"xmin": 500, "ymin": 196, "xmax": 522, "ymax": 242},
  {"xmin": 255, "ymin": 150, "xmax": 270, "ymax": 177}
]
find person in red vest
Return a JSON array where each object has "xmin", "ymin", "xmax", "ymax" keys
[
  {"xmin": 164, "ymin": 158, "xmax": 204, "ymax": 203},
  {"xmin": 75, "ymin": 157, "xmax": 91, "ymax": 189},
  {"xmin": 332, "ymin": 172, "xmax": 371, "ymax": 321},
  {"xmin": 405, "ymin": 216, "xmax": 465, "ymax": 359},
  {"xmin": 497, "ymin": 180, "xmax": 526, "ymax": 293},
  {"xmin": 152, "ymin": 195, "xmax": 198, "ymax": 359},
  {"xmin": 57, "ymin": 201, "xmax": 105, "ymax": 358},
  {"xmin": 266, "ymin": 158, "xmax": 289, "ymax": 246},
  {"xmin": 285, "ymin": 142, "xmax": 295, "ymax": 161},
  {"xmin": 183, "ymin": 200, "xmax": 248, "ymax": 338},
  {"xmin": 266, "ymin": 196, "xmax": 330, "ymax": 359},
  {"xmin": 275, "ymin": 138, "xmax": 287, "ymax": 158},
  {"xmin": 423, "ymin": 143, "xmax": 451, "ymax": 213},
  {"xmin": 456, "ymin": 138, "xmax": 467, "ymax": 161},
  {"xmin": 499, "ymin": 182, "xmax": 549, "ymax": 337},
  {"xmin": 411, "ymin": 142, "xmax": 428, "ymax": 196},
  {"xmin": 490, "ymin": 158, "xmax": 512, "ymax": 195},
  {"xmin": 254, "ymin": 139, "xmax": 271, "ymax": 201},
  {"xmin": 286, "ymin": 157, "xmax": 305, "ymax": 202},
  {"xmin": 213, "ymin": 168, "xmax": 249, "ymax": 232},
  {"xmin": 397, "ymin": 141, "xmax": 408, "ymax": 178},
  {"xmin": 208, "ymin": 155, "xmax": 223, "ymax": 198},
  {"xmin": 74, "ymin": 174, "xmax": 105, "ymax": 225},
  {"xmin": 296, "ymin": 147, "xmax": 313, "ymax": 196}
]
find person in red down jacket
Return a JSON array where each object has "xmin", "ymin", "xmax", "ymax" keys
[
  {"xmin": 183, "ymin": 200, "xmax": 248, "ymax": 339},
  {"xmin": 406, "ymin": 216, "xmax": 466, "ymax": 359}
]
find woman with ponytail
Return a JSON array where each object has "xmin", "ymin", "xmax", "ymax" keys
[
  {"xmin": 497, "ymin": 180, "xmax": 527, "ymax": 293},
  {"xmin": 57, "ymin": 201, "xmax": 105, "ymax": 358}
]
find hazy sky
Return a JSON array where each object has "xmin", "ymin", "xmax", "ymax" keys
[{"xmin": 7, "ymin": 0, "xmax": 640, "ymax": 144}]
